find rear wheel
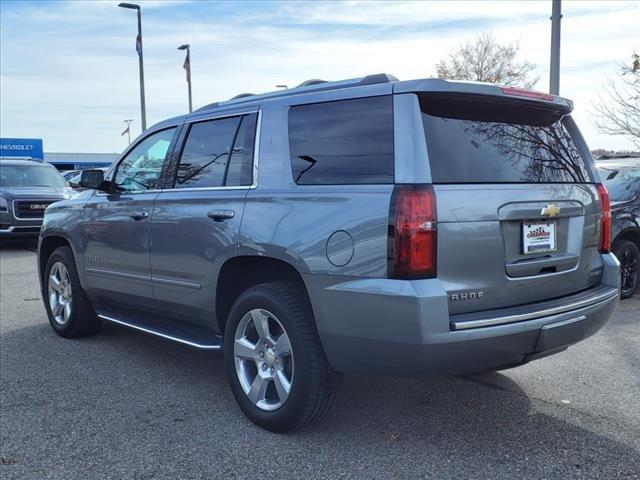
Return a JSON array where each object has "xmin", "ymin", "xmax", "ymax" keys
[
  {"xmin": 43, "ymin": 246, "xmax": 102, "ymax": 338},
  {"xmin": 224, "ymin": 282, "xmax": 339, "ymax": 432},
  {"xmin": 613, "ymin": 239, "xmax": 640, "ymax": 299}
]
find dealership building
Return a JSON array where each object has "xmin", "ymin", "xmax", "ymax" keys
[{"xmin": 1, "ymin": 137, "xmax": 117, "ymax": 170}]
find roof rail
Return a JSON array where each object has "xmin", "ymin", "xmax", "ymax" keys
[
  {"xmin": 195, "ymin": 73, "xmax": 398, "ymax": 113},
  {"xmin": 297, "ymin": 79, "xmax": 327, "ymax": 87},
  {"xmin": 361, "ymin": 73, "xmax": 398, "ymax": 85},
  {"xmin": 230, "ymin": 93, "xmax": 255, "ymax": 100},
  {"xmin": 195, "ymin": 101, "xmax": 219, "ymax": 112}
]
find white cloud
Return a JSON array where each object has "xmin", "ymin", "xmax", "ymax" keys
[{"xmin": 0, "ymin": 0, "xmax": 638, "ymax": 152}]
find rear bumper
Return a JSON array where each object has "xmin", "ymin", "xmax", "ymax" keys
[{"xmin": 306, "ymin": 253, "xmax": 620, "ymax": 375}]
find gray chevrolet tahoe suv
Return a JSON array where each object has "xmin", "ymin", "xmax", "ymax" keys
[{"xmin": 37, "ymin": 74, "xmax": 620, "ymax": 432}]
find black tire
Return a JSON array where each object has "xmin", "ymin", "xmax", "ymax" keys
[
  {"xmin": 43, "ymin": 246, "xmax": 102, "ymax": 338},
  {"xmin": 224, "ymin": 282, "xmax": 340, "ymax": 432},
  {"xmin": 613, "ymin": 239, "xmax": 640, "ymax": 299}
]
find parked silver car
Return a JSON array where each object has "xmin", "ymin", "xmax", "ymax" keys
[{"xmin": 37, "ymin": 75, "xmax": 620, "ymax": 432}]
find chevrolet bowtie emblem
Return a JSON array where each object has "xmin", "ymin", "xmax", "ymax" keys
[{"xmin": 541, "ymin": 204, "xmax": 561, "ymax": 218}]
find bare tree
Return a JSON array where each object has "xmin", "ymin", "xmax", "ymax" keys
[
  {"xmin": 436, "ymin": 32, "xmax": 538, "ymax": 88},
  {"xmin": 592, "ymin": 52, "xmax": 640, "ymax": 149}
]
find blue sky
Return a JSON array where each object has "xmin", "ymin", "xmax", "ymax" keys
[{"xmin": 1, "ymin": 0, "xmax": 638, "ymax": 153}]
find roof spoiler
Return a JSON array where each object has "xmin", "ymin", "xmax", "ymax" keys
[{"xmin": 394, "ymin": 78, "xmax": 573, "ymax": 111}]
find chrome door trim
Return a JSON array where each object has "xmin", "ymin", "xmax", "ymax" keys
[
  {"xmin": 186, "ymin": 109, "xmax": 258, "ymax": 124},
  {"xmin": 98, "ymin": 314, "xmax": 222, "ymax": 350},
  {"xmin": 97, "ymin": 189, "xmax": 162, "ymax": 197},
  {"xmin": 451, "ymin": 288, "xmax": 619, "ymax": 330},
  {"xmin": 86, "ymin": 267, "xmax": 151, "ymax": 282},
  {"xmin": 158, "ymin": 185, "xmax": 253, "ymax": 192},
  {"xmin": 151, "ymin": 276, "xmax": 201, "ymax": 290},
  {"xmin": 251, "ymin": 108, "xmax": 261, "ymax": 189}
]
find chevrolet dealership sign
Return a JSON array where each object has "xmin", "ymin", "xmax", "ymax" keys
[{"xmin": 0, "ymin": 138, "xmax": 44, "ymax": 160}]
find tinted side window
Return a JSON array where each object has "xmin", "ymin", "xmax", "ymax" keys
[
  {"xmin": 288, "ymin": 96, "xmax": 394, "ymax": 185},
  {"xmin": 114, "ymin": 128, "xmax": 176, "ymax": 192},
  {"xmin": 176, "ymin": 117, "xmax": 241, "ymax": 188},
  {"xmin": 226, "ymin": 113, "xmax": 257, "ymax": 186}
]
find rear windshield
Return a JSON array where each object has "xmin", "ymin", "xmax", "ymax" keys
[
  {"xmin": 0, "ymin": 164, "xmax": 68, "ymax": 188},
  {"xmin": 420, "ymin": 94, "xmax": 592, "ymax": 184}
]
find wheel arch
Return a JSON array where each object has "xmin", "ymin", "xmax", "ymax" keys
[
  {"xmin": 39, "ymin": 234, "xmax": 81, "ymax": 290},
  {"xmin": 613, "ymin": 227, "xmax": 640, "ymax": 249},
  {"xmin": 215, "ymin": 255, "xmax": 312, "ymax": 335}
]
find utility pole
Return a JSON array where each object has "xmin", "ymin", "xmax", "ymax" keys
[
  {"xmin": 119, "ymin": 3, "xmax": 147, "ymax": 131},
  {"xmin": 549, "ymin": 0, "xmax": 562, "ymax": 95},
  {"xmin": 123, "ymin": 119, "xmax": 134, "ymax": 145}
]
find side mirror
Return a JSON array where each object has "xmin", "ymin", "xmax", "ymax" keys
[{"xmin": 79, "ymin": 169, "xmax": 107, "ymax": 191}]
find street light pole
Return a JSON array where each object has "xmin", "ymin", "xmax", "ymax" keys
[
  {"xmin": 119, "ymin": 3, "xmax": 147, "ymax": 131},
  {"xmin": 549, "ymin": 0, "xmax": 562, "ymax": 95},
  {"xmin": 178, "ymin": 44, "xmax": 192, "ymax": 113}
]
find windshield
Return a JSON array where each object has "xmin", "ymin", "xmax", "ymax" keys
[
  {"xmin": 420, "ymin": 94, "xmax": 592, "ymax": 184},
  {"xmin": 0, "ymin": 164, "xmax": 68, "ymax": 188}
]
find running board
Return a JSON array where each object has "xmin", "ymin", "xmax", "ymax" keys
[{"xmin": 98, "ymin": 313, "xmax": 223, "ymax": 350}]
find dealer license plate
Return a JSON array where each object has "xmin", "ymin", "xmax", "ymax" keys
[{"xmin": 522, "ymin": 222, "xmax": 556, "ymax": 254}]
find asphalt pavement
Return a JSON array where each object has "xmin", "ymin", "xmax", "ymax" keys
[{"xmin": 1, "ymin": 240, "xmax": 639, "ymax": 479}]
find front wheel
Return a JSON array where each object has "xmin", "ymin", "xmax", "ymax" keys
[
  {"xmin": 223, "ymin": 282, "xmax": 339, "ymax": 432},
  {"xmin": 43, "ymin": 246, "xmax": 102, "ymax": 338},
  {"xmin": 613, "ymin": 239, "xmax": 640, "ymax": 299}
]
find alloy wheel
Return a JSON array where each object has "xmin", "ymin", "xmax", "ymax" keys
[
  {"xmin": 619, "ymin": 244, "xmax": 639, "ymax": 297},
  {"xmin": 233, "ymin": 308, "xmax": 294, "ymax": 411},
  {"xmin": 48, "ymin": 261, "xmax": 73, "ymax": 325}
]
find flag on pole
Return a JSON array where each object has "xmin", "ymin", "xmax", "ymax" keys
[
  {"xmin": 183, "ymin": 50, "xmax": 191, "ymax": 82},
  {"xmin": 121, "ymin": 125, "xmax": 130, "ymax": 136},
  {"xmin": 136, "ymin": 34, "xmax": 142, "ymax": 55}
]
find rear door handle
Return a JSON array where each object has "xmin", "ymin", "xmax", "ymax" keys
[
  {"xmin": 207, "ymin": 209, "xmax": 235, "ymax": 222},
  {"xmin": 129, "ymin": 211, "xmax": 149, "ymax": 221}
]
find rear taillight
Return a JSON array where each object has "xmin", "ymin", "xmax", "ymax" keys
[
  {"xmin": 597, "ymin": 183, "xmax": 611, "ymax": 253},
  {"xmin": 500, "ymin": 86, "xmax": 555, "ymax": 101},
  {"xmin": 388, "ymin": 185, "xmax": 437, "ymax": 279}
]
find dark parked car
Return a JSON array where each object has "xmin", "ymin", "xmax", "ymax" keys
[
  {"xmin": 38, "ymin": 75, "xmax": 620, "ymax": 432},
  {"xmin": 0, "ymin": 159, "xmax": 73, "ymax": 237},
  {"xmin": 597, "ymin": 158, "xmax": 640, "ymax": 298}
]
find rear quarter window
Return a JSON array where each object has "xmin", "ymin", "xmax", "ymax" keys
[
  {"xmin": 288, "ymin": 96, "xmax": 394, "ymax": 185},
  {"xmin": 420, "ymin": 94, "xmax": 592, "ymax": 184}
]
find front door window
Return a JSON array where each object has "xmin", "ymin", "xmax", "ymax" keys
[{"xmin": 114, "ymin": 128, "xmax": 176, "ymax": 192}]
